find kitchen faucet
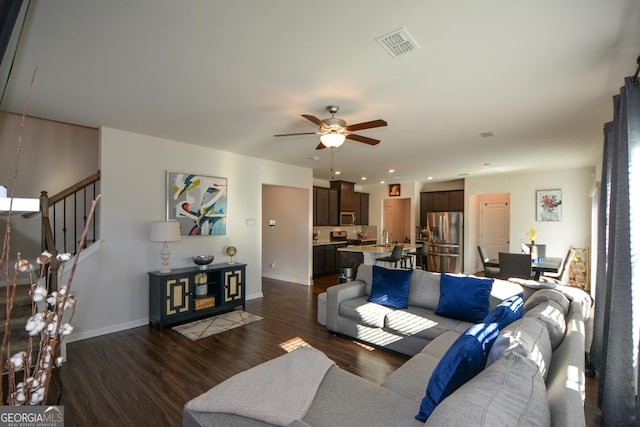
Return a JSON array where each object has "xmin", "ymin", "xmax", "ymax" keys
[{"xmin": 382, "ymin": 229, "xmax": 390, "ymax": 247}]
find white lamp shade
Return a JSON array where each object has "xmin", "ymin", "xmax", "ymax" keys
[
  {"xmin": 150, "ymin": 221, "xmax": 181, "ymax": 242},
  {"xmin": 320, "ymin": 132, "xmax": 345, "ymax": 148}
]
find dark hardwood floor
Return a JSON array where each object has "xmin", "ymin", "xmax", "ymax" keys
[{"xmin": 56, "ymin": 274, "xmax": 601, "ymax": 426}]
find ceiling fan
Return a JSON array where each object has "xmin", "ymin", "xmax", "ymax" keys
[{"xmin": 274, "ymin": 105, "xmax": 388, "ymax": 150}]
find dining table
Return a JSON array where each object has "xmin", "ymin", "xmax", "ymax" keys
[{"xmin": 484, "ymin": 256, "xmax": 563, "ymax": 280}]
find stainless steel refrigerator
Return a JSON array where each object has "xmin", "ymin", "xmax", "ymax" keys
[{"xmin": 425, "ymin": 212, "xmax": 463, "ymax": 273}]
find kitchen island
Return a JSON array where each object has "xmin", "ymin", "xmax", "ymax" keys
[{"xmin": 338, "ymin": 243, "xmax": 420, "ymax": 266}]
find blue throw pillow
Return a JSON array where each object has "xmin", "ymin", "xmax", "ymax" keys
[
  {"xmin": 483, "ymin": 293, "xmax": 524, "ymax": 329},
  {"xmin": 416, "ymin": 322, "xmax": 500, "ymax": 422},
  {"xmin": 367, "ymin": 265, "xmax": 413, "ymax": 309},
  {"xmin": 435, "ymin": 274, "xmax": 494, "ymax": 323}
]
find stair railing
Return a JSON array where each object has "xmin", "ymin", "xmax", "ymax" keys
[{"xmin": 23, "ymin": 171, "xmax": 101, "ymax": 293}]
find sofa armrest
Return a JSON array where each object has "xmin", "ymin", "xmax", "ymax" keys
[{"xmin": 326, "ymin": 281, "xmax": 366, "ymax": 332}]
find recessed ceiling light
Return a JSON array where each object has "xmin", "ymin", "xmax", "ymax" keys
[
  {"xmin": 334, "ymin": 171, "xmax": 341, "ymax": 175},
  {"xmin": 360, "ymin": 177, "xmax": 367, "ymax": 181},
  {"xmin": 426, "ymin": 176, "xmax": 433, "ymax": 180},
  {"xmin": 379, "ymin": 180, "xmax": 386, "ymax": 184},
  {"xmin": 310, "ymin": 156, "xmax": 320, "ymax": 161},
  {"xmin": 387, "ymin": 169, "xmax": 395, "ymax": 173}
]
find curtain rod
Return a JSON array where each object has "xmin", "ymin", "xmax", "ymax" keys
[{"xmin": 632, "ymin": 55, "xmax": 640, "ymax": 85}]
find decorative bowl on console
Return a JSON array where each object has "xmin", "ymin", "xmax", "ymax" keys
[{"xmin": 192, "ymin": 255, "xmax": 214, "ymax": 270}]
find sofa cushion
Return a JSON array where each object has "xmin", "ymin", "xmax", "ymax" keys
[
  {"xmin": 339, "ymin": 296, "xmax": 393, "ymax": 328},
  {"xmin": 381, "ymin": 353, "xmax": 441, "ymax": 403},
  {"xmin": 416, "ymin": 322, "xmax": 499, "ymax": 422},
  {"xmin": 436, "ymin": 274, "xmax": 494, "ymax": 323},
  {"xmin": 425, "ymin": 353, "xmax": 550, "ymax": 427},
  {"xmin": 407, "ymin": 270, "xmax": 442, "ymax": 310},
  {"xmin": 487, "ymin": 317, "xmax": 552, "ymax": 379},
  {"xmin": 368, "ymin": 265, "xmax": 413, "ymax": 309},
  {"xmin": 524, "ymin": 299, "xmax": 567, "ymax": 350},
  {"xmin": 385, "ymin": 307, "xmax": 463, "ymax": 341},
  {"xmin": 356, "ymin": 264, "xmax": 374, "ymax": 294},
  {"xmin": 482, "ymin": 293, "xmax": 524, "ymax": 329},
  {"xmin": 420, "ymin": 331, "xmax": 463, "ymax": 359},
  {"xmin": 524, "ymin": 288, "xmax": 571, "ymax": 314}
]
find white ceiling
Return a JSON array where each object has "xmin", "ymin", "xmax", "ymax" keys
[{"xmin": 2, "ymin": 0, "xmax": 639, "ymax": 184}]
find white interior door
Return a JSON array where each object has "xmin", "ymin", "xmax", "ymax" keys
[{"xmin": 479, "ymin": 201, "xmax": 510, "ymax": 266}]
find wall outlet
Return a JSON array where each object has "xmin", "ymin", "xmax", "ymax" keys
[{"xmin": 271, "ymin": 262, "xmax": 276, "ymax": 268}]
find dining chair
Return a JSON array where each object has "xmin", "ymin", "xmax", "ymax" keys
[
  {"xmin": 498, "ymin": 252, "xmax": 533, "ymax": 280},
  {"xmin": 521, "ymin": 243, "xmax": 547, "ymax": 260},
  {"xmin": 477, "ymin": 245, "xmax": 500, "ymax": 278},
  {"xmin": 540, "ymin": 248, "xmax": 575, "ymax": 284},
  {"xmin": 375, "ymin": 245, "xmax": 407, "ymax": 268},
  {"xmin": 408, "ymin": 243, "xmax": 429, "ymax": 270}
]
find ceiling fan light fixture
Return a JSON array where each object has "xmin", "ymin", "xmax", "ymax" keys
[{"xmin": 320, "ymin": 132, "xmax": 345, "ymax": 148}]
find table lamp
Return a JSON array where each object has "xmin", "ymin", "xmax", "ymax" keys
[{"xmin": 150, "ymin": 221, "xmax": 181, "ymax": 273}]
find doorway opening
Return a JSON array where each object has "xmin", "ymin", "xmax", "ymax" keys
[{"xmin": 382, "ymin": 198, "xmax": 412, "ymax": 244}]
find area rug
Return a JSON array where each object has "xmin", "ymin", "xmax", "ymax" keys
[{"xmin": 172, "ymin": 310, "xmax": 263, "ymax": 341}]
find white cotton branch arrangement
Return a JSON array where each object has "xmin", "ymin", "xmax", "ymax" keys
[{"xmin": 0, "ymin": 66, "xmax": 101, "ymax": 405}]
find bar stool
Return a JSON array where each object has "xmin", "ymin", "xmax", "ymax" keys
[
  {"xmin": 375, "ymin": 245, "xmax": 406, "ymax": 268},
  {"xmin": 407, "ymin": 243, "xmax": 429, "ymax": 270}
]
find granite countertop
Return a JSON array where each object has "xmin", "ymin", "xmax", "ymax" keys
[
  {"xmin": 338, "ymin": 244, "xmax": 420, "ymax": 253},
  {"xmin": 312, "ymin": 240, "xmax": 348, "ymax": 246}
]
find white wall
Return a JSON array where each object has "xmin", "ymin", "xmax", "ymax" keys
[
  {"xmin": 0, "ymin": 112, "xmax": 99, "ymax": 265},
  {"xmin": 366, "ymin": 181, "xmax": 418, "ymax": 243},
  {"xmin": 464, "ymin": 167, "xmax": 595, "ymax": 273},
  {"xmin": 262, "ymin": 185, "xmax": 311, "ymax": 285},
  {"xmin": 63, "ymin": 127, "xmax": 312, "ymax": 342}
]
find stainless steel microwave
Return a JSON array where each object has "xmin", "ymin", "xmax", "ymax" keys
[{"xmin": 340, "ymin": 211, "xmax": 356, "ymax": 225}]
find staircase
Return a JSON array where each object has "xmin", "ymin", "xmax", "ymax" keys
[
  {"xmin": 0, "ymin": 285, "xmax": 34, "ymax": 359},
  {"xmin": 2, "ymin": 171, "xmax": 101, "ymax": 363}
]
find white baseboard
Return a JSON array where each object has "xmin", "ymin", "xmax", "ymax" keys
[
  {"xmin": 261, "ymin": 273, "xmax": 310, "ymax": 286},
  {"xmin": 64, "ymin": 318, "xmax": 149, "ymax": 345}
]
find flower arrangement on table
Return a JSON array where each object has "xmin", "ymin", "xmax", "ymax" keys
[{"xmin": 526, "ymin": 228, "xmax": 537, "ymax": 245}]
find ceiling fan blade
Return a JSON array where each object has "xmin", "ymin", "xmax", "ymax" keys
[
  {"xmin": 273, "ymin": 132, "xmax": 318, "ymax": 137},
  {"xmin": 302, "ymin": 114, "xmax": 327, "ymax": 128},
  {"xmin": 315, "ymin": 142, "xmax": 327, "ymax": 150},
  {"xmin": 346, "ymin": 133, "xmax": 380, "ymax": 146},
  {"xmin": 345, "ymin": 119, "xmax": 388, "ymax": 132}
]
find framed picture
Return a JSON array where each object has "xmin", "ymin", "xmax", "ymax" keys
[
  {"xmin": 166, "ymin": 171, "xmax": 227, "ymax": 235},
  {"xmin": 536, "ymin": 189, "xmax": 562, "ymax": 222},
  {"xmin": 389, "ymin": 183, "xmax": 401, "ymax": 197}
]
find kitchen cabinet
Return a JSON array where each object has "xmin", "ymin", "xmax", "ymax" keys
[
  {"xmin": 313, "ymin": 186, "xmax": 339, "ymax": 226},
  {"xmin": 420, "ymin": 190, "xmax": 464, "ymax": 224},
  {"xmin": 449, "ymin": 190, "xmax": 464, "ymax": 211},
  {"xmin": 313, "ymin": 243, "xmax": 346, "ymax": 277},
  {"xmin": 354, "ymin": 192, "xmax": 369, "ymax": 225},
  {"xmin": 330, "ymin": 180, "xmax": 356, "ymax": 212},
  {"xmin": 148, "ymin": 263, "xmax": 246, "ymax": 329}
]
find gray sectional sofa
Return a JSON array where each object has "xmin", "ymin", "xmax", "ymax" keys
[{"xmin": 183, "ymin": 265, "xmax": 592, "ymax": 427}]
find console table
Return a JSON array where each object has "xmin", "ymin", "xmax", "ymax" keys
[{"xmin": 148, "ymin": 263, "xmax": 246, "ymax": 329}]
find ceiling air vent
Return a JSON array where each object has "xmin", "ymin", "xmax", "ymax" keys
[{"xmin": 375, "ymin": 27, "xmax": 420, "ymax": 58}]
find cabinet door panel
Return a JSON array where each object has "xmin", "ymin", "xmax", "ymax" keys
[
  {"xmin": 314, "ymin": 187, "xmax": 329, "ymax": 225},
  {"xmin": 328, "ymin": 189, "xmax": 339, "ymax": 225},
  {"xmin": 449, "ymin": 190, "xmax": 464, "ymax": 211},
  {"xmin": 224, "ymin": 269, "xmax": 244, "ymax": 303},
  {"xmin": 166, "ymin": 277, "xmax": 190, "ymax": 315},
  {"xmin": 432, "ymin": 192, "xmax": 450, "ymax": 211}
]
